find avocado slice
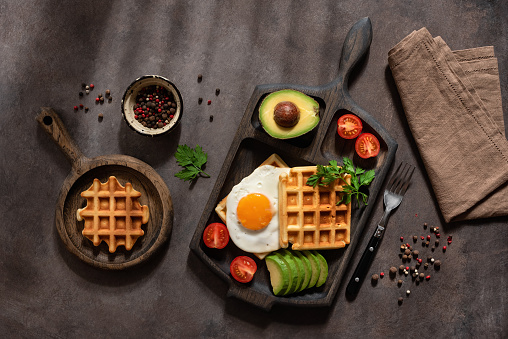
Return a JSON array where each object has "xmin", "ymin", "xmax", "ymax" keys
[
  {"xmin": 278, "ymin": 250, "xmax": 300, "ymax": 295},
  {"xmin": 282, "ymin": 249, "xmax": 305, "ymax": 294},
  {"xmin": 294, "ymin": 251, "xmax": 312, "ymax": 292},
  {"xmin": 265, "ymin": 253, "xmax": 291, "ymax": 296},
  {"xmin": 302, "ymin": 250, "xmax": 321, "ymax": 288},
  {"xmin": 312, "ymin": 250, "xmax": 329, "ymax": 288},
  {"xmin": 274, "ymin": 250, "xmax": 297, "ymax": 295},
  {"xmin": 259, "ymin": 89, "xmax": 319, "ymax": 139}
]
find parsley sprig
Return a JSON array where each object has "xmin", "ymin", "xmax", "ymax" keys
[
  {"xmin": 174, "ymin": 144, "xmax": 210, "ymax": 182},
  {"xmin": 306, "ymin": 157, "xmax": 375, "ymax": 205}
]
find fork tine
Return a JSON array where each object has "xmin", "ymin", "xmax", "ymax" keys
[
  {"xmin": 398, "ymin": 165, "xmax": 415, "ymax": 196},
  {"xmin": 388, "ymin": 162, "xmax": 415, "ymax": 195},
  {"xmin": 386, "ymin": 162, "xmax": 403, "ymax": 190}
]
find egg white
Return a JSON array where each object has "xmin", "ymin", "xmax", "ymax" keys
[{"xmin": 226, "ymin": 165, "xmax": 290, "ymax": 254}]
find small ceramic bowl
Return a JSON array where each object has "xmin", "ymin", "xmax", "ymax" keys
[{"xmin": 122, "ymin": 75, "xmax": 183, "ymax": 136}]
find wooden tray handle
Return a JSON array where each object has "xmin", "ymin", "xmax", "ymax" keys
[
  {"xmin": 36, "ymin": 107, "xmax": 87, "ymax": 170},
  {"xmin": 337, "ymin": 17, "xmax": 373, "ymax": 88}
]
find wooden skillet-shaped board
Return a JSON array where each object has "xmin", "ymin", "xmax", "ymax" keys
[
  {"xmin": 37, "ymin": 108, "xmax": 173, "ymax": 270},
  {"xmin": 190, "ymin": 17, "xmax": 397, "ymax": 310}
]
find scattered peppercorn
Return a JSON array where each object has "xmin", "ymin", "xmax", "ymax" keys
[
  {"xmin": 86, "ymin": 89, "xmax": 90, "ymax": 94},
  {"xmin": 402, "ymin": 254, "xmax": 408, "ymax": 261},
  {"xmin": 90, "ymin": 84, "xmax": 94, "ymax": 89},
  {"xmin": 434, "ymin": 260, "xmax": 441, "ymax": 269},
  {"xmin": 419, "ymin": 272, "xmax": 424, "ymax": 280},
  {"xmin": 79, "ymin": 92, "xmax": 83, "ymax": 97},
  {"xmin": 100, "ymin": 97, "xmax": 104, "ymax": 103},
  {"xmin": 73, "ymin": 106, "xmax": 78, "ymax": 111},
  {"xmin": 209, "ymin": 115, "xmax": 214, "ymax": 122},
  {"xmin": 198, "ymin": 97, "xmax": 203, "ymax": 104},
  {"xmin": 424, "ymin": 263, "xmax": 429, "ymax": 269},
  {"xmin": 413, "ymin": 235, "xmax": 417, "ymax": 242},
  {"xmin": 81, "ymin": 83, "xmax": 87, "ymax": 88},
  {"xmin": 197, "ymin": 74, "xmax": 203, "ymax": 82},
  {"xmin": 215, "ymin": 88, "xmax": 220, "ymax": 96},
  {"xmin": 399, "ymin": 265, "xmax": 405, "ymax": 272},
  {"xmin": 398, "ymin": 297, "xmax": 403, "ymax": 304},
  {"xmin": 404, "ymin": 249, "xmax": 411, "ymax": 256},
  {"xmin": 105, "ymin": 89, "xmax": 111, "ymax": 97},
  {"xmin": 85, "ymin": 107, "xmax": 89, "ymax": 112},
  {"xmin": 390, "ymin": 266, "xmax": 397, "ymax": 275},
  {"xmin": 371, "ymin": 274, "xmax": 379, "ymax": 282},
  {"xmin": 426, "ymin": 275, "xmax": 431, "ymax": 280},
  {"xmin": 98, "ymin": 113, "xmax": 103, "ymax": 120},
  {"xmin": 423, "ymin": 222, "xmax": 428, "ymax": 229},
  {"xmin": 443, "ymin": 246, "xmax": 447, "ymax": 252},
  {"xmin": 207, "ymin": 100, "xmax": 211, "ymax": 105},
  {"xmin": 413, "ymin": 250, "xmax": 419, "ymax": 257},
  {"xmin": 400, "ymin": 236, "xmax": 404, "ymax": 242},
  {"xmin": 398, "ymin": 279, "xmax": 403, "ymax": 286},
  {"xmin": 380, "ymin": 272, "xmax": 385, "ymax": 278},
  {"xmin": 86, "ymin": 85, "xmax": 90, "ymax": 90},
  {"xmin": 79, "ymin": 104, "xmax": 83, "ymax": 109},
  {"xmin": 406, "ymin": 290, "xmax": 411, "ymax": 296}
]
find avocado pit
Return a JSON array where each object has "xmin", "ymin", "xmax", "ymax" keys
[{"xmin": 274, "ymin": 101, "xmax": 300, "ymax": 127}]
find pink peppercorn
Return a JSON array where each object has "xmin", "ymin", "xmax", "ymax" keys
[
  {"xmin": 426, "ymin": 275, "xmax": 431, "ymax": 280},
  {"xmin": 169, "ymin": 115, "xmax": 174, "ymax": 119},
  {"xmin": 436, "ymin": 233, "xmax": 441, "ymax": 238},
  {"xmin": 421, "ymin": 236, "xmax": 425, "ymax": 240},
  {"xmin": 207, "ymin": 100, "xmax": 211, "ymax": 105},
  {"xmin": 90, "ymin": 84, "xmax": 94, "ymax": 89},
  {"xmin": 96, "ymin": 98, "xmax": 100, "ymax": 102},
  {"xmin": 427, "ymin": 235, "xmax": 431, "ymax": 240},
  {"xmin": 74, "ymin": 106, "xmax": 78, "ymax": 110},
  {"xmin": 443, "ymin": 246, "xmax": 447, "ymax": 251},
  {"xmin": 380, "ymin": 272, "xmax": 384, "ymax": 278},
  {"xmin": 400, "ymin": 236, "xmax": 404, "ymax": 241}
]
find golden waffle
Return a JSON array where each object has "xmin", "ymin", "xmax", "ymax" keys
[
  {"xmin": 214, "ymin": 153, "xmax": 289, "ymax": 223},
  {"xmin": 279, "ymin": 166, "xmax": 351, "ymax": 250},
  {"xmin": 76, "ymin": 176, "xmax": 149, "ymax": 253}
]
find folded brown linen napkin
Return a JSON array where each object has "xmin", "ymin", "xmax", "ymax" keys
[{"xmin": 388, "ymin": 28, "xmax": 508, "ymax": 223}]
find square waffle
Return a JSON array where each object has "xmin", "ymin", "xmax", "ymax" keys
[
  {"xmin": 214, "ymin": 153, "xmax": 289, "ymax": 223},
  {"xmin": 279, "ymin": 166, "xmax": 351, "ymax": 250},
  {"xmin": 76, "ymin": 176, "xmax": 149, "ymax": 253}
]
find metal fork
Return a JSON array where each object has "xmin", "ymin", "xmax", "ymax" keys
[{"xmin": 346, "ymin": 162, "xmax": 415, "ymax": 298}]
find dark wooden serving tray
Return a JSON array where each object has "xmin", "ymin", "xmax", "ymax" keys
[{"xmin": 189, "ymin": 17, "xmax": 397, "ymax": 310}]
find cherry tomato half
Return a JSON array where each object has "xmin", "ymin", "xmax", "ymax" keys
[
  {"xmin": 337, "ymin": 114, "xmax": 363, "ymax": 139},
  {"xmin": 230, "ymin": 256, "xmax": 257, "ymax": 283},
  {"xmin": 355, "ymin": 133, "xmax": 381, "ymax": 159},
  {"xmin": 203, "ymin": 223, "xmax": 229, "ymax": 249}
]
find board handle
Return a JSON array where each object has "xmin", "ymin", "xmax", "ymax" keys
[
  {"xmin": 36, "ymin": 107, "xmax": 87, "ymax": 170},
  {"xmin": 337, "ymin": 17, "xmax": 373, "ymax": 88}
]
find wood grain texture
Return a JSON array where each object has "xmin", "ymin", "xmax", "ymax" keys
[
  {"xmin": 36, "ymin": 108, "xmax": 174, "ymax": 270},
  {"xmin": 189, "ymin": 17, "xmax": 398, "ymax": 310}
]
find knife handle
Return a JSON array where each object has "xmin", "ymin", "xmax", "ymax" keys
[{"xmin": 346, "ymin": 225, "xmax": 384, "ymax": 298}]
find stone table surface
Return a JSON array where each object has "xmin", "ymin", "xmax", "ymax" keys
[{"xmin": 1, "ymin": 1, "xmax": 507, "ymax": 338}]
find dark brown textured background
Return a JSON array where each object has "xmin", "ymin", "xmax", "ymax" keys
[{"xmin": 1, "ymin": 1, "xmax": 506, "ymax": 337}]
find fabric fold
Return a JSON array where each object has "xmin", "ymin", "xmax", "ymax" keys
[{"xmin": 388, "ymin": 28, "xmax": 508, "ymax": 222}]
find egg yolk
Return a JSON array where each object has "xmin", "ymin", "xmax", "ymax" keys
[{"xmin": 236, "ymin": 193, "xmax": 273, "ymax": 230}]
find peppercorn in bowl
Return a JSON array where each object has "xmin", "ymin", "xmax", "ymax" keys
[{"xmin": 122, "ymin": 75, "xmax": 183, "ymax": 136}]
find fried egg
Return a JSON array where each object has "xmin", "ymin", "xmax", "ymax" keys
[{"xmin": 226, "ymin": 165, "xmax": 290, "ymax": 254}]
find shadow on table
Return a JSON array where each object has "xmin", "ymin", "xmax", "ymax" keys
[{"xmin": 56, "ymin": 224, "xmax": 170, "ymax": 286}]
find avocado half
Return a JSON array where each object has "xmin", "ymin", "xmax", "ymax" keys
[{"xmin": 259, "ymin": 89, "xmax": 320, "ymax": 139}]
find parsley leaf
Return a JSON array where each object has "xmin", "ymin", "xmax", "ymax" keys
[
  {"xmin": 306, "ymin": 157, "xmax": 375, "ymax": 206},
  {"xmin": 174, "ymin": 144, "xmax": 210, "ymax": 182}
]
